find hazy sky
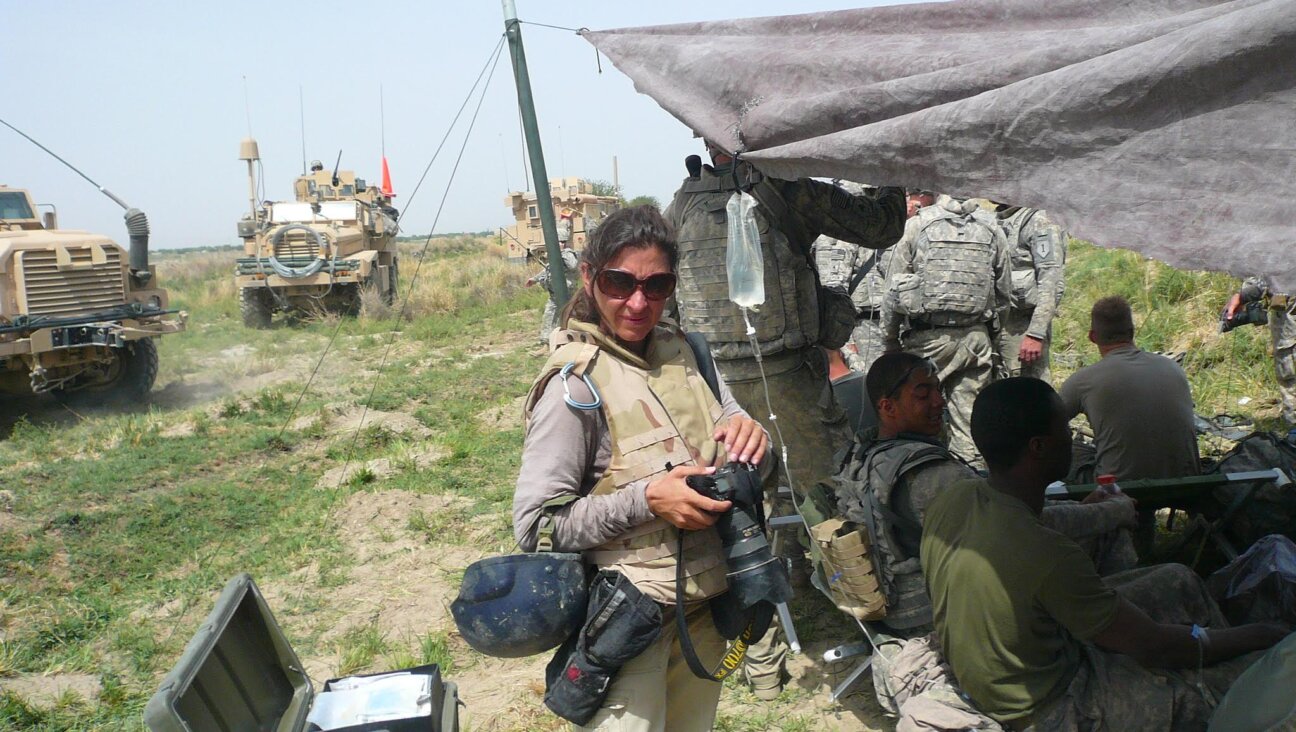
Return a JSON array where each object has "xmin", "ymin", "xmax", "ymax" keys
[{"xmin": 5, "ymin": 1, "xmax": 919, "ymax": 249}]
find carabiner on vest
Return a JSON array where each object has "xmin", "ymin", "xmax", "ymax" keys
[{"xmin": 559, "ymin": 362, "xmax": 602, "ymax": 410}]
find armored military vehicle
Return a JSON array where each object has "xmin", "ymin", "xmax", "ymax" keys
[
  {"xmin": 0, "ymin": 185, "xmax": 184, "ymax": 402},
  {"xmin": 235, "ymin": 140, "xmax": 399, "ymax": 327}
]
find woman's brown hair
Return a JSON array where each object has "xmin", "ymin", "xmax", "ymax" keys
[{"xmin": 559, "ymin": 204, "xmax": 679, "ymax": 329}]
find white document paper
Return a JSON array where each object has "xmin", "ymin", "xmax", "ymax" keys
[{"xmin": 306, "ymin": 671, "xmax": 432, "ymax": 730}]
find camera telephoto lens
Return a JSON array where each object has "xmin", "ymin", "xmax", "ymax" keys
[{"xmin": 690, "ymin": 463, "xmax": 792, "ymax": 609}]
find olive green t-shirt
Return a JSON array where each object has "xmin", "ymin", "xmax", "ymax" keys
[{"xmin": 920, "ymin": 479, "xmax": 1119, "ymax": 722}]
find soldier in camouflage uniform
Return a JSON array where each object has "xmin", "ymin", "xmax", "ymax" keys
[
  {"xmin": 527, "ymin": 227, "xmax": 579, "ymax": 346},
  {"xmin": 1227, "ymin": 276, "xmax": 1296, "ymax": 424},
  {"xmin": 666, "ymin": 142, "xmax": 906, "ymax": 698},
  {"xmin": 993, "ymin": 204, "xmax": 1068, "ymax": 382},
  {"xmin": 881, "ymin": 195, "xmax": 1010, "ymax": 466},
  {"xmin": 813, "ymin": 187, "xmax": 933, "ymax": 374}
]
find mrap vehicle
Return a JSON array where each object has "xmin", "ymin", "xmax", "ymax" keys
[
  {"xmin": 234, "ymin": 139, "xmax": 399, "ymax": 328},
  {"xmin": 0, "ymin": 185, "xmax": 183, "ymax": 402}
]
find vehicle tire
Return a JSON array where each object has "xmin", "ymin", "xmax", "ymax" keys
[
  {"xmin": 56, "ymin": 338, "xmax": 159, "ymax": 408},
  {"xmin": 341, "ymin": 283, "xmax": 363, "ymax": 317},
  {"xmin": 240, "ymin": 287, "xmax": 272, "ymax": 329}
]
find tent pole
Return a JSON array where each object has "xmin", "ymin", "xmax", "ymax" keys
[{"xmin": 503, "ymin": 0, "xmax": 569, "ymax": 306}]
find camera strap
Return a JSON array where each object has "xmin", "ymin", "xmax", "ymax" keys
[{"xmin": 674, "ymin": 531, "xmax": 756, "ymax": 682}]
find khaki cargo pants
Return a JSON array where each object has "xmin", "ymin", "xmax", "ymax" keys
[{"xmin": 575, "ymin": 602, "xmax": 725, "ymax": 732}]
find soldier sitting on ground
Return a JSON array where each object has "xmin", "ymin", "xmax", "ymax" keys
[
  {"xmin": 834, "ymin": 354, "xmax": 1140, "ymax": 640},
  {"xmin": 921, "ymin": 377, "xmax": 1289, "ymax": 731},
  {"xmin": 1061, "ymin": 295, "xmax": 1200, "ymax": 553}
]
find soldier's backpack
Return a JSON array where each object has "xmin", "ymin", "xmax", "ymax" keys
[
  {"xmin": 1205, "ymin": 431, "xmax": 1296, "ymax": 548},
  {"xmin": 893, "ymin": 210, "xmax": 998, "ymax": 319}
]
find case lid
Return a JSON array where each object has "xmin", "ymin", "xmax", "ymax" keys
[{"xmin": 145, "ymin": 573, "xmax": 313, "ymax": 732}]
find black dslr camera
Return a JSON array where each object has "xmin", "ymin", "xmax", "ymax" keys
[
  {"xmin": 686, "ymin": 463, "xmax": 792, "ymax": 610},
  {"xmin": 1221, "ymin": 299, "xmax": 1268, "ymax": 333}
]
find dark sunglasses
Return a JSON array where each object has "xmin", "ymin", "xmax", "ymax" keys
[
  {"xmin": 595, "ymin": 269, "xmax": 677, "ymax": 301},
  {"xmin": 882, "ymin": 358, "xmax": 939, "ymax": 399}
]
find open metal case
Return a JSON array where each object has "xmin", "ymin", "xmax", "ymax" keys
[{"xmin": 145, "ymin": 573, "xmax": 459, "ymax": 732}]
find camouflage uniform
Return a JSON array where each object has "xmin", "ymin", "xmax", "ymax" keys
[
  {"xmin": 812, "ymin": 181, "xmax": 895, "ymax": 374},
  {"xmin": 813, "ymin": 235, "xmax": 894, "ymax": 374},
  {"xmin": 1034, "ymin": 564, "xmax": 1256, "ymax": 732},
  {"xmin": 994, "ymin": 207, "xmax": 1067, "ymax": 382},
  {"xmin": 535, "ymin": 247, "xmax": 579, "ymax": 345},
  {"xmin": 664, "ymin": 162, "xmax": 905, "ymax": 494},
  {"xmin": 882, "ymin": 198, "xmax": 1011, "ymax": 465},
  {"xmin": 1241, "ymin": 276, "xmax": 1296, "ymax": 425},
  {"xmin": 666, "ymin": 160, "xmax": 906, "ymax": 690}
]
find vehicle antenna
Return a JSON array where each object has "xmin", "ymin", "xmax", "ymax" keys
[
  {"xmin": 299, "ymin": 85, "xmax": 308, "ymax": 175},
  {"xmin": 0, "ymin": 117, "xmax": 129, "ymax": 210},
  {"xmin": 380, "ymin": 84, "xmax": 387, "ymax": 159},
  {"xmin": 243, "ymin": 76, "xmax": 254, "ymax": 138},
  {"xmin": 499, "ymin": 133, "xmax": 511, "ymax": 192}
]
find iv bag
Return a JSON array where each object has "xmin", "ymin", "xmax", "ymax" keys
[{"xmin": 726, "ymin": 191, "xmax": 765, "ymax": 308}]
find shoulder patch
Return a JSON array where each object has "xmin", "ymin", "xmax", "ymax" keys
[{"xmin": 1035, "ymin": 238, "xmax": 1052, "ymax": 259}]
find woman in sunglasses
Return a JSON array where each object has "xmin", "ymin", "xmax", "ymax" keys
[{"xmin": 513, "ymin": 205, "xmax": 769, "ymax": 730}]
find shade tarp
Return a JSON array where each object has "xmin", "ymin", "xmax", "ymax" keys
[{"xmin": 584, "ymin": 0, "xmax": 1296, "ymax": 290}]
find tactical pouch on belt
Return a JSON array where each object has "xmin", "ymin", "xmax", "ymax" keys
[
  {"xmin": 888, "ymin": 272, "xmax": 926, "ymax": 318},
  {"xmin": 818, "ymin": 286, "xmax": 857, "ymax": 350},
  {"xmin": 810, "ymin": 518, "xmax": 887, "ymax": 621},
  {"xmin": 799, "ymin": 480, "xmax": 887, "ymax": 621},
  {"xmin": 543, "ymin": 570, "xmax": 663, "ymax": 725}
]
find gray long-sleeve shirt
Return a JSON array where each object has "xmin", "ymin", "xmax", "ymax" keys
[{"xmin": 512, "ymin": 368, "xmax": 762, "ymax": 553}]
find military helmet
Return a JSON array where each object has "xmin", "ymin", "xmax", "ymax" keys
[{"xmin": 451, "ymin": 552, "xmax": 588, "ymax": 658}]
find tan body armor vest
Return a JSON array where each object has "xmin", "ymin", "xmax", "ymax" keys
[
  {"xmin": 524, "ymin": 321, "xmax": 729, "ymax": 604},
  {"xmin": 668, "ymin": 167, "xmax": 820, "ymax": 361}
]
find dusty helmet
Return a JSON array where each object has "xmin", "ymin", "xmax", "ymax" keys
[{"xmin": 451, "ymin": 553, "xmax": 587, "ymax": 658}]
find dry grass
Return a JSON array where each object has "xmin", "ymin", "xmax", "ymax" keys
[
  {"xmin": 153, "ymin": 250, "xmax": 239, "ymax": 314},
  {"xmin": 394, "ymin": 238, "xmax": 530, "ymax": 321}
]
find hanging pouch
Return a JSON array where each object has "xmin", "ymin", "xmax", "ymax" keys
[
  {"xmin": 543, "ymin": 571, "xmax": 662, "ymax": 725},
  {"xmin": 726, "ymin": 191, "xmax": 765, "ymax": 309}
]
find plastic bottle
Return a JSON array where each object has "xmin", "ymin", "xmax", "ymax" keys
[
  {"xmin": 725, "ymin": 191, "xmax": 765, "ymax": 308},
  {"xmin": 1096, "ymin": 474, "xmax": 1122, "ymax": 496}
]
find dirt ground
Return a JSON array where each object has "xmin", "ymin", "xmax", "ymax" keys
[{"xmin": 282, "ymin": 488, "xmax": 892, "ymax": 731}]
